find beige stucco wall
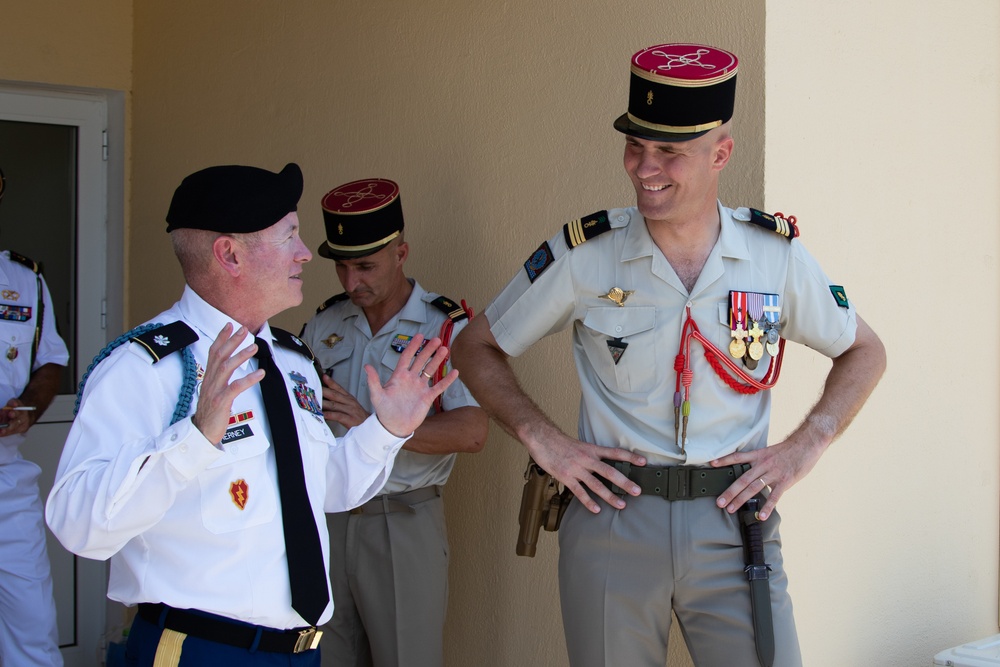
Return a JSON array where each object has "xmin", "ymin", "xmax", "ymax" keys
[
  {"xmin": 765, "ymin": 2, "xmax": 1000, "ymax": 664},
  {"xmin": 3, "ymin": 0, "xmax": 999, "ymax": 665},
  {"xmin": 0, "ymin": 1, "xmax": 132, "ymax": 89}
]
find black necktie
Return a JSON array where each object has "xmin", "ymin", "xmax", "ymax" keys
[{"xmin": 254, "ymin": 337, "xmax": 329, "ymax": 625}]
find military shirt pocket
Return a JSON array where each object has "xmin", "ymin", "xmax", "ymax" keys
[
  {"xmin": 297, "ymin": 409, "xmax": 333, "ymax": 474},
  {"xmin": 199, "ymin": 431, "xmax": 277, "ymax": 534},
  {"xmin": 0, "ymin": 322, "xmax": 32, "ymax": 381},
  {"xmin": 716, "ymin": 300, "xmax": 772, "ymax": 381},
  {"xmin": 318, "ymin": 343, "xmax": 354, "ymax": 383},
  {"xmin": 580, "ymin": 306, "xmax": 656, "ymax": 394}
]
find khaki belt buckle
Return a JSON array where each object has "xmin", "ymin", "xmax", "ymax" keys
[
  {"xmin": 666, "ymin": 466, "xmax": 690, "ymax": 500},
  {"xmin": 293, "ymin": 627, "xmax": 323, "ymax": 653}
]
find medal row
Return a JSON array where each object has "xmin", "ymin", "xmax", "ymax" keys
[{"xmin": 729, "ymin": 291, "xmax": 781, "ymax": 369}]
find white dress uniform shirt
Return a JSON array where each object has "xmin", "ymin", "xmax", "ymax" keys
[
  {"xmin": 46, "ymin": 286, "xmax": 407, "ymax": 629},
  {"xmin": 485, "ymin": 202, "xmax": 858, "ymax": 466},
  {"xmin": 301, "ymin": 280, "xmax": 479, "ymax": 495},
  {"xmin": 0, "ymin": 251, "xmax": 69, "ymax": 462}
]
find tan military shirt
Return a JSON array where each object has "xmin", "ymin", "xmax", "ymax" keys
[
  {"xmin": 485, "ymin": 203, "xmax": 857, "ymax": 465},
  {"xmin": 301, "ymin": 280, "xmax": 479, "ymax": 494}
]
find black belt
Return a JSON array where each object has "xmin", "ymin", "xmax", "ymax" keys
[
  {"xmin": 137, "ymin": 603, "xmax": 322, "ymax": 653},
  {"xmin": 605, "ymin": 461, "xmax": 750, "ymax": 499},
  {"xmin": 349, "ymin": 484, "xmax": 441, "ymax": 515}
]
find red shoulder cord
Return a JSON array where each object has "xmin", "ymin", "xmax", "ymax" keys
[
  {"xmin": 673, "ymin": 304, "xmax": 787, "ymax": 451},
  {"xmin": 434, "ymin": 300, "xmax": 475, "ymax": 413}
]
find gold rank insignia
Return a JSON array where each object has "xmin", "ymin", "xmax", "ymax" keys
[
  {"xmin": 1, "ymin": 290, "xmax": 19, "ymax": 301},
  {"xmin": 600, "ymin": 287, "xmax": 634, "ymax": 307},
  {"xmin": 322, "ymin": 334, "xmax": 343, "ymax": 348}
]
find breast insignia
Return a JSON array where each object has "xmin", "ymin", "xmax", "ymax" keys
[{"xmin": 599, "ymin": 287, "xmax": 634, "ymax": 307}]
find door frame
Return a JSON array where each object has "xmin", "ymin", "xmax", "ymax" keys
[{"xmin": 0, "ymin": 80, "xmax": 125, "ymax": 666}]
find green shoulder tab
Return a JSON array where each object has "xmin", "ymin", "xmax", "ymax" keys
[
  {"xmin": 745, "ymin": 209, "xmax": 799, "ymax": 241},
  {"xmin": 8, "ymin": 251, "xmax": 40, "ymax": 274},
  {"xmin": 316, "ymin": 292, "xmax": 349, "ymax": 314},
  {"xmin": 272, "ymin": 327, "xmax": 316, "ymax": 361},
  {"xmin": 563, "ymin": 210, "xmax": 612, "ymax": 249},
  {"xmin": 430, "ymin": 295, "xmax": 469, "ymax": 323},
  {"xmin": 130, "ymin": 322, "xmax": 198, "ymax": 364}
]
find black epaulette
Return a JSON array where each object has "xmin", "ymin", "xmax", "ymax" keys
[
  {"xmin": 130, "ymin": 322, "xmax": 198, "ymax": 363},
  {"xmin": 563, "ymin": 210, "xmax": 612, "ymax": 249},
  {"xmin": 430, "ymin": 295, "xmax": 469, "ymax": 323},
  {"xmin": 272, "ymin": 327, "xmax": 316, "ymax": 361},
  {"xmin": 745, "ymin": 209, "xmax": 799, "ymax": 241},
  {"xmin": 316, "ymin": 293, "xmax": 350, "ymax": 314},
  {"xmin": 8, "ymin": 251, "xmax": 40, "ymax": 274}
]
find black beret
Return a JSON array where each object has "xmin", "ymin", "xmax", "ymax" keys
[{"xmin": 165, "ymin": 163, "xmax": 303, "ymax": 233}]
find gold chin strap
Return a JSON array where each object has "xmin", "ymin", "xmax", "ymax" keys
[
  {"xmin": 626, "ymin": 113, "xmax": 722, "ymax": 135},
  {"xmin": 325, "ymin": 230, "xmax": 400, "ymax": 255}
]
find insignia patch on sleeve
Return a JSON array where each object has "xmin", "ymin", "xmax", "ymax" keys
[
  {"xmin": 829, "ymin": 285, "xmax": 849, "ymax": 308},
  {"xmin": 523, "ymin": 241, "xmax": 555, "ymax": 283}
]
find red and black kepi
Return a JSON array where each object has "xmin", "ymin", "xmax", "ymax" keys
[
  {"xmin": 319, "ymin": 178, "xmax": 404, "ymax": 260},
  {"xmin": 614, "ymin": 43, "xmax": 738, "ymax": 142}
]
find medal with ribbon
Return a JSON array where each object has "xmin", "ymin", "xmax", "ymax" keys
[
  {"xmin": 728, "ymin": 291, "xmax": 747, "ymax": 359},
  {"xmin": 762, "ymin": 293, "xmax": 782, "ymax": 356},
  {"xmin": 746, "ymin": 292, "xmax": 765, "ymax": 363}
]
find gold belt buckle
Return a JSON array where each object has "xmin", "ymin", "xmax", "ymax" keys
[{"xmin": 293, "ymin": 627, "xmax": 323, "ymax": 653}]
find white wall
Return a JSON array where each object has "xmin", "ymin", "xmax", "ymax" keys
[{"xmin": 766, "ymin": 2, "xmax": 1000, "ymax": 664}]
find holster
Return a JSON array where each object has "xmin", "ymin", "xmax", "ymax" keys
[{"xmin": 516, "ymin": 459, "xmax": 571, "ymax": 557}]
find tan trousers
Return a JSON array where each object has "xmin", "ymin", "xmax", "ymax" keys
[
  {"xmin": 558, "ymin": 494, "xmax": 802, "ymax": 667},
  {"xmin": 321, "ymin": 492, "xmax": 448, "ymax": 667}
]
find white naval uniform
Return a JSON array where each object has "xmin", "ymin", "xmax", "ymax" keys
[
  {"xmin": 45, "ymin": 285, "xmax": 407, "ymax": 631},
  {"xmin": 300, "ymin": 280, "xmax": 479, "ymax": 667},
  {"xmin": 485, "ymin": 203, "xmax": 857, "ymax": 666},
  {"xmin": 0, "ymin": 250, "xmax": 68, "ymax": 667}
]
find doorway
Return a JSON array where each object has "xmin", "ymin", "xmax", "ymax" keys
[{"xmin": 0, "ymin": 83, "xmax": 124, "ymax": 667}]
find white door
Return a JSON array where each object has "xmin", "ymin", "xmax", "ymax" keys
[{"xmin": 0, "ymin": 85, "xmax": 124, "ymax": 667}]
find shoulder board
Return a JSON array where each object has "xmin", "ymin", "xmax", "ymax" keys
[
  {"xmin": 8, "ymin": 251, "xmax": 40, "ymax": 274},
  {"xmin": 316, "ymin": 292, "xmax": 349, "ymax": 314},
  {"xmin": 130, "ymin": 322, "xmax": 198, "ymax": 364},
  {"xmin": 563, "ymin": 210, "xmax": 612, "ymax": 249},
  {"xmin": 744, "ymin": 209, "xmax": 799, "ymax": 241},
  {"xmin": 429, "ymin": 295, "xmax": 469, "ymax": 323},
  {"xmin": 272, "ymin": 327, "xmax": 316, "ymax": 361}
]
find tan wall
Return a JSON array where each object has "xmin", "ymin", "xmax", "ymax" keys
[
  {"xmin": 0, "ymin": 1, "xmax": 132, "ymax": 89},
  {"xmin": 765, "ymin": 1, "xmax": 1000, "ymax": 664}
]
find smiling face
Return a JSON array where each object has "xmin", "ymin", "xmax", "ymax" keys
[
  {"xmin": 622, "ymin": 126, "xmax": 733, "ymax": 225},
  {"xmin": 237, "ymin": 211, "xmax": 312, "ymax": 322}
]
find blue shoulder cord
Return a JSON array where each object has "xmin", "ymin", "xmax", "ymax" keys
[{"xmin": 74, "ymin": 323, "xmax": 198, "ymax": 425}]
